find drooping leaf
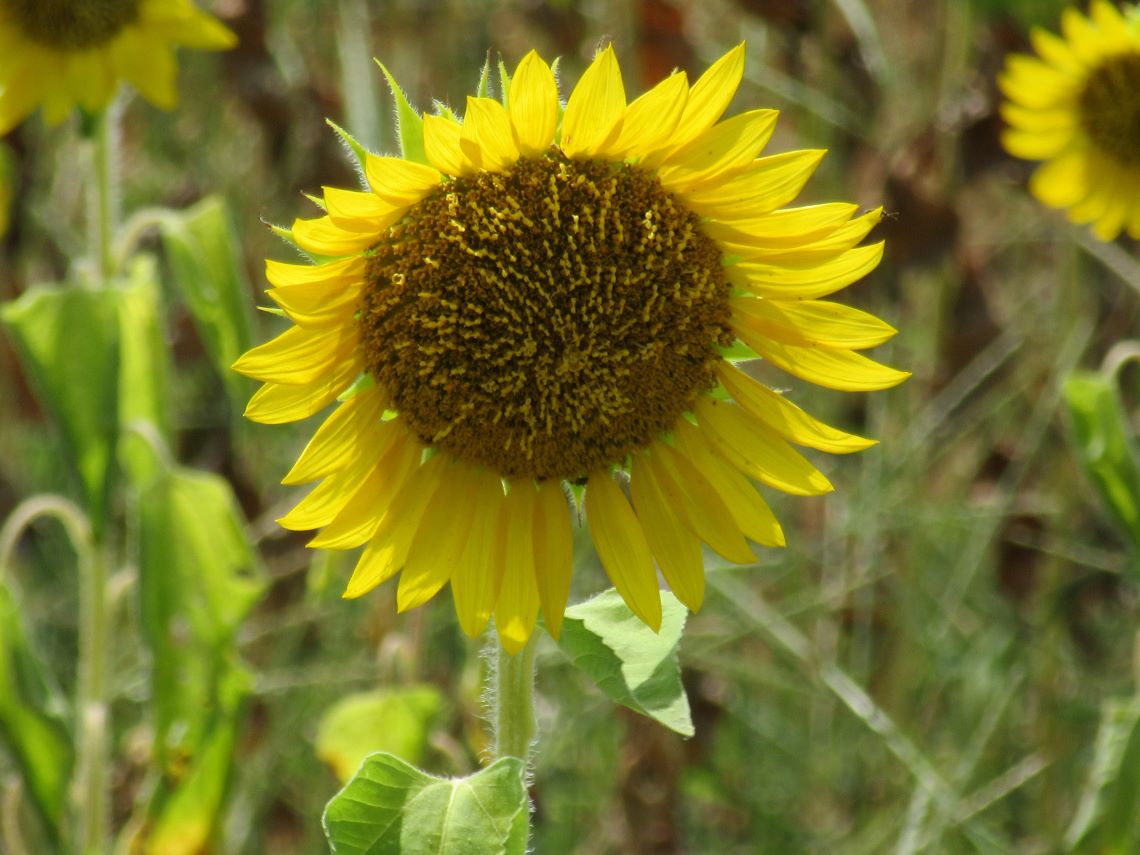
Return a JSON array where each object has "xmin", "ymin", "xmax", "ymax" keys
[
  {"xmin": 377, "ymin": 62, "xmax": 427, "ymax": 166},
  {"xmin": 1, "ymin": 285, "xmax": 122, "ymax": 536},
  {"xmin": 159, "ymin": 196, "xmax": 255, "ymax": 419},
  {"xmin": 323, "ymin": 753, "xmax": 529, "ymax": 855},
  {"xmin": 1062, "ymin": 371, "xmax": 1140, "ymax": 579},
  {"xmin": 316, "ymin": 686, "xmax": 444, "ymax": 782},
  {"xmin": 116, "ymin": 256, "xmax": 172, "ymax": 485},
  {"xmin": 0, "ymin": 582, "xmax": 72, "ymax": 838},
  {"xmin": 1064, "ymin": 695, "xmax": 1140, "ymax": 853},
  {"xmin": 557, "ymin": 588, "xmax": 693, "ymax": 736},
  {"xmin": 136, "ymin": 463, "xmax": 264, "ymax": 853}
]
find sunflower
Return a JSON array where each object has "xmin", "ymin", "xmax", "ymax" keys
[
  {"xmin": 999, "ymin": 0, "xmax": 1140, "ymax": 241},
  {"xmin": 0, "ymin": 0, "xmax": 236, "ymax": 133},
  {"xmin": 234, "ymin": 45, "xmax": 906, "ymax": 653}
]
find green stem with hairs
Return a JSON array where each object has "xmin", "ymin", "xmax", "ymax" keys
[{"xmin": 492, "ymin": 634, "xmax": 537, "ymax": 762}]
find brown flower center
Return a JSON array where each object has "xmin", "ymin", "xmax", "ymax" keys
[
  {"xmin": 1078, "ymin": 51, "xmax": 1140, "ymax": 166},
  {"xmin": 4, "ymin": 0, "xmax": 139, "ymax": 48},
  {"xmin": 359, "ymin": 153, "xmax": 732, "ymax": 481}
]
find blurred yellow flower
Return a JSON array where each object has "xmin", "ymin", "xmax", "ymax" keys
[
  {"xmin": 0, "ymin": 0, "xmax": 236, "ymax": 133},
  {"xmin": 1000, "ymin": 0, "xmax": 1140, "ymax": 241},
  {"xmin": 234, "ymin": 46, "xmax": 905, "ymax": 653}
]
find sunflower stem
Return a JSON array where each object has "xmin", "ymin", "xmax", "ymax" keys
[
  {"xmin": 492, "ymin": 633, "xmax": 537, "ymax": 762},
  {"xmin": 90, "ymin": 107, "xmax": 118, "ymax": 282}
]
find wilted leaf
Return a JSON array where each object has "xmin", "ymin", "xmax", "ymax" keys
[
  {"xmin": 316, "ymin": 686, "xmax": 443, "ymax": 782},
  {"xmin": 0, "ymin": 583, "xmax": 72, "ymax": 838},
  {"xmin": 557, "ymin": 588, "xmax": 692, "ymax": 736},
  {"xmin": 323, "ymin": 753, "xmax": 529, "ymax": 855}
]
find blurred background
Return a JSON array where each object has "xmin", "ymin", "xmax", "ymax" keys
[{"xmin": 3, "ymin": 0, "xmax": 1140, "ymax": 852}]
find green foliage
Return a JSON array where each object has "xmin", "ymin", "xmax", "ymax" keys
[
  {"xmin": 2, "ymin": 285, "xmax": 123, "ymax": 536},
  {"xmin": 377, "ymin": 62, "xmax": 427, "ymax": 166},
  {"xmin": 1062, "ymin": 371, "xmax": 1140, "ymax": 579},
  {"xmin": 158, "ymin": 196, "xmax": 254, "ymax": 421},
  {"xmin": 1065, "ymin": 696, "xmax": 1140, "ymax": 853},
  {"xmin": 0, "ymin": 583, "xmax": 72, "ymax": 838},
  {"xmin": 136, "ymin": 461, "xmax": 264, "ymax": 852},
  {"xmin": 322, "ymin": 754, "xmax": 530, "ymax": 855},
  {"xmin": 558, "ymin": 588, "xmax": 693, "ymax": 737},
  {"xmin": 316, "ymin": 685, "xmax": 444, "ymax": 781}
]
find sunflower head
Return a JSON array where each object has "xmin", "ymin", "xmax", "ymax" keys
[
  {"xmin": 0, "ymin": 0, "xmax": 236, "ymax": 132},
  {"xmin": 1000, "ymin": 0, "xmax": 1140, "ymax": 240},
  {"xmin": 234, "ymin": 45, "xmax": 906, "ymax": 653}
]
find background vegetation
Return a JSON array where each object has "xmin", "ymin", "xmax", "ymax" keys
[{"xmin": 2, "ymin": 0, "xmax": 1139, "ymax": 852}]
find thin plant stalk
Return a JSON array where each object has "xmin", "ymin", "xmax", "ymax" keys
[
  {"xmin": 492, "ymin": 634, "xmax": 537, "ymax": 762},
  {"xmin": 90, "ymin": 107, "xmax": 118, "ymax": 281}
]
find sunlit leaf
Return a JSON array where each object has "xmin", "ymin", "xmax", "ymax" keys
[
  {"xmin": 378, "ymin": 63, "xmax": 427, "ymax": 165},
  {"xmin": 323, "ymin": 753, "xmax": 529, "ymax": 855},
  {"xmin": 0, "ymin": 583, "xmax": 72, "ymax": 839},
  {"xmin": 557, "ymin": 588, "xmax": 693, "ymax": 736},
  {"xmin": 1062, "ymin": 371, "xmax": 1140, "ymax": 579},
  {"xmin": 1, "ymin": 285, "xmax": 122, "ymax": 536},
  {"xmin": 316, "ymin": 686, "xmax": 443, "ymax": 782},
  {"xmin": 159, "ymin": 196, "xmax": 255, "ymax": 419}
]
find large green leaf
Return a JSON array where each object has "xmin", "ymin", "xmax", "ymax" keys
[
  {"xmin": 557, "ymin": 588, "xmax": 693, "ymax": 736},
  {"xmin": 323, "ymin": 754, "xmax": 529, "ymax": 855},
  {"xmin": 1062, "ymin": 371, "xmax": 1140, "ymax": 578},
  {"xmin": 0, "ymin": 583, "xmax": 72, "ymax": 839},
  {"xmin": 1065, "ymin": 695, "xmax": 1140, "ymax": 852},
  {"xmin": 316, "ymin": 686, "xmax": 444, "ymax": 782},
  {"xmin": 158, "ymin": 196, "xmax": 254, "ymax": 417},
  {"xmin": 1, "ymin": 285, "xmax": 122, "ymax": 536},
  {"xmin": 136, "ymin": 463, "xmax": 264, "ymax": 853}
]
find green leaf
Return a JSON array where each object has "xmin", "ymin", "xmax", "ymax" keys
[
  {"xmin": 557, "ymin": 588, "xmax": 693, "ymax": 736},
  {"xmin": 116, "ymin": 256, "xmax": 172, "ymax": 485},
  {"xmin": 136, "ymin": 464, "xmax": 264, "ymax": 852},
  {"xmin": 1064, "ymin": 695, "xmax": 1140, "ymax": 852},
  {"xmin": 316, "ymin": 686, "xmax": 444, "ymax": 781},
  {"xmin": 0, "ymin": 583, "xmax": 72, "ymax": 838},
  {"xmin": 159, "ymin": 196, "xmax": 255, "ymax": 419},
  {"xmin": 323, "ymin": 754, "xmax": 529, "ymax": 855},
  {"xmin": 1062, "ymin": 371, "xmax": 1140, "ymax": 578},
  {"xmin": 2, "ymin": 285, "xmax": 122, "ymax": 536},
  {"xmin": 377, "ymin": 62, "xmax": 427, "ymax": 166},
  {"xmin": 327, "ymin": 119, "xmax": 371, "ymax": 179}
]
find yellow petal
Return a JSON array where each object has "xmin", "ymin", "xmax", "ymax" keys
[
  {"xmin": 495, "ymin": 483, "xmax": 542, "ymax": 653},
  {"xmin": 735, "ymin": 329, "xmax": 910, "ymax": 392},
  {"xmin": 423, "ymin": 113, "xmax": 475, "ymax": 177},
  {"xmin": 266, "ymin": 255, "xmax": 365, "ymax": 289},
  {"xmin": 728, "ymin": 242, "xmax": 885, "ymax": 300},
  {"xmin": 450, "ymin": 471, "xmax": 507, "ymax": 638},
  {"xmin": 231, "ymin": 324, "xmax": 358, "ymax": 385},
  {"xmin": 509, "ymin": 50, "xmax": 559, "ymax": 156},
  {"xmin": 720, "ymin": 208, "xmax": 883, "ymax": 264},
  {"xmin": 364, "ymin": 155, "xmax": 441, "ymax": 205},
  {"xmin": 460, "ymin": 96, "xmax": 519, "ymax": 170},
  {"xmin": 702, "ymin": 202, "xmax": 859, "ymax": 246},
  {"xmin": 629, "ymin": 453, "xmax": 705, "ymax": 611},
  {"xmin": 113, "ymin": 29, "xmax": 177, "ymax": 109},
  {"xmin": 716, "ymin": 363, "xmax": 875, "ymax": 453},
  {"xmin": 306, "ymin": 434, "xmax": 421, "ymax": 549},
  {"xmin": 656, "ymin": 109, "xmax": 779, "ymax": 193},
  {"xmin": 674, "ymin": 420, "xmax": 785, "ymax": 547},
  {"xmin": 343, "ymin": 454, "xmax": 448, "ymax": 598},
  {"xmin": 278, "ymin": 462, "xmax": 375, "ymax": 532},
  {"xmin": 1028, "ymin": 150, "xmax": 1091, "ymax": 209},
  {"xmin": 533, "ymin": 479, "xmax": 573, "ymax": 639},
  {"xmin": 610, "ymin": 71, "xmax": 688, "ymax": 159},
  {"xmin": 1028, "ymin": 27, "xmax": 1083, "ymax": 76},
  {"xmin": 244, "ymin": 355, "xmax": 362, "ymax": 425},
  {"xmin": 666, "ymin": 43, "xmax": 746, "ymax": 152},
  {"xmin": 730, "ymin": 295, "xmax": 897, "ymax": 350},
  {"xmin": 291, "ymin": 215, "xmax": 376, "ymax": 256},
  {"xmin": 695, "ymin": 398, "xmax": 834, "ymax": 496},
  {"xmin": 323, "ymin": 186, "xmax": 406, "ymax": 231},
  {"xmin": 649, "ymin": 442, "xmax": 754, "ymax": 564},
  {"xmin": 282, "ymin": 388, "xmax": 389, "ymax": 485},
  {"xmin": 585, "ymin": 471, "xmax": 662, "ymax": 631},
  {"xmin": 682, "ymin": 150, "xmax": 826, "ymax": 219},
  {"xmin": 267, "ymin": 278, "xmax": 362, "ymax": 329},
  {"xmin": 1001, "ymin": 127, "xmax": 1076, "ymax": 161},
  {"xmin": 561, "ymin": 44, "xmax": 626, "ymax": 158},
  {"xmin": 398, "ymin": 461, "xmax": 479, "ymax": 612}
]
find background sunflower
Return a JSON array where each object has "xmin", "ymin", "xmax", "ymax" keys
[{"xmin": 3, "ymin": 1, "xmax": 1140, "ymax": 853}]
